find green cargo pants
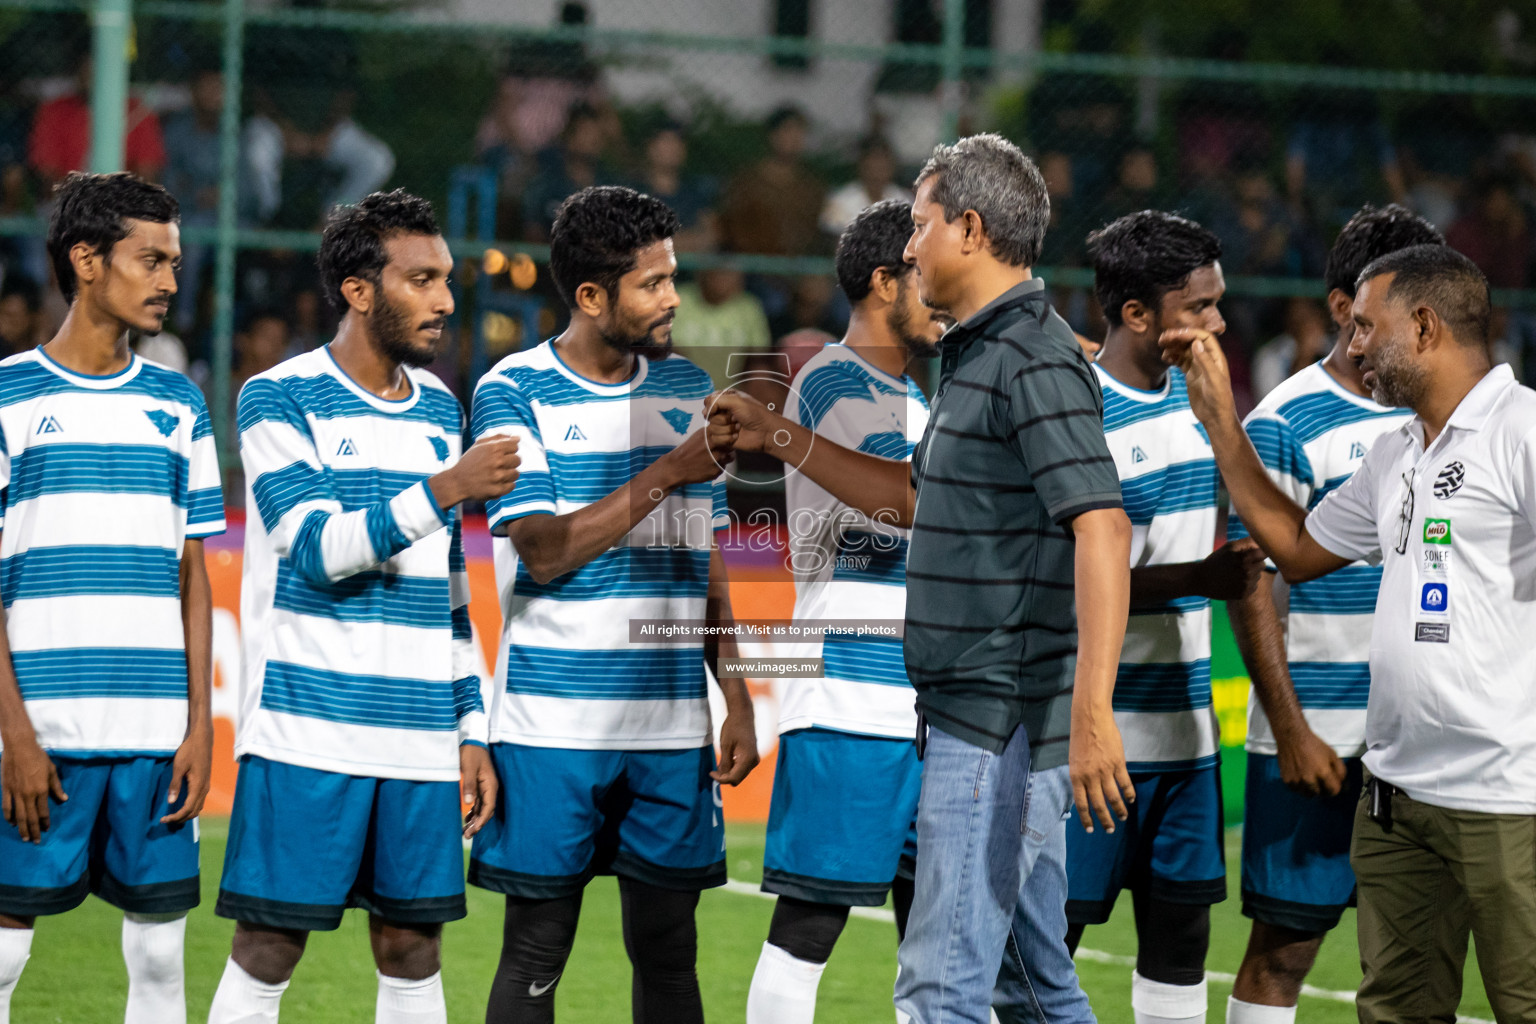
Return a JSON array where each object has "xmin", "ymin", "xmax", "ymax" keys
[{"xmin": 1352, "ymin": 774, "xmax": 1536, "ymax": 1024}]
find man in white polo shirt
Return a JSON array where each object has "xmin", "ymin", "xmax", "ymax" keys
[{"xmin": 1162, "ymin": 243, "xmax": 1536, "ymax": 1023}]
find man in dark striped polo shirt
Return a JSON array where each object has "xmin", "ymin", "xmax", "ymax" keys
[
  {"xmin": 896, "ymin": 135, "xmax": 1132, "ymax": 1024},
  {"xmin": 705, "ymin": 134, "xmax": 1134, "ymax": 1024}
]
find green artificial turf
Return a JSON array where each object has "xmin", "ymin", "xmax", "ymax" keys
[{"xmin": 10, "ymin": 820, "xmax": 1493, "ymax": 1022}]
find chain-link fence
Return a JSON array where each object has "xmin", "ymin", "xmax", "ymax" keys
[{"xmin": 4, "ymin": 0, "xmax": 1536, "ymax": 482}]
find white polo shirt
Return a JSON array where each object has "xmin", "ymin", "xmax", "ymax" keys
[{"xmin": 1304, "ymin": 364, "xmax": 1536, "ymax": 815}]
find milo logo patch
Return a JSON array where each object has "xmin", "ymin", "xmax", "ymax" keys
[{"xmin": 1423, "ymin": 519, "xmax": 1451, "ymax": 545}]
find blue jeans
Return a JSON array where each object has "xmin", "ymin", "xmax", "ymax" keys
[{"xmin": 894, "ymin": 724, "xmax": 1095, "ymax": 1024}]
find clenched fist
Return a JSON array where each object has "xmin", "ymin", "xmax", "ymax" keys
[{"xmin": 431, "ymin": 434, "xmax": 521, "ymax": 507}]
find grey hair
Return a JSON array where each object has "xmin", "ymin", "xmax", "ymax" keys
[{"xmin": 914, "ymin": 133, "xmax": 1049, "ymax": 268}]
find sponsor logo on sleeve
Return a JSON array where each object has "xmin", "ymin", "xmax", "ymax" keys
[{"xmin": 1422, "ymin": 549, "xmax": 1452, "ymax": 573}]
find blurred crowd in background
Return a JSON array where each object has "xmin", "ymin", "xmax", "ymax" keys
[{"xmin": 3, "ymin": 2, "xmax": 1536, "ymax": 432}]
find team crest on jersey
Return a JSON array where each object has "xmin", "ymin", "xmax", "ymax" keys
[
  {"xmin": 336, "ymin": 438, "xmax": 358, "ymax": 457},
  {"xmin": 144, "ymin": 409, "xmax": 179, "ymax": 437},
  {"xmin": 1349, "ymin": 441, "xmax": 1367, "ymax": 459},
  {"xmin": 1131, "ymin": 446, "xmax": 1148, "ymax": 463},
  {"xmin": 564, "ymin": 424, "xmax": 586, "ymax": 441},
  {"xmin": 35, "ymin": 415, "xmax": 62, "ymax": 435},
  {"xmin": 429, "ymin": 436, "xmax": 449, "ymax": 461},
  {"xmin": 659, "ymin": 408, "xmax": 693, "ymax": 435},
  {"xmin": 1433, "ymin": 460, "xmax": 1464, "ymax": 499}
]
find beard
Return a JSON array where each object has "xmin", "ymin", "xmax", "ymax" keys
[
  {"xmin": 889, "ymin": 282, "xmax": 942, "ymax": 360},
  {"xmin": 372, "ymin": 290, "xmax": 444, "ymax": 368},
  {"xmin": 1367, "ymin": 328, "xmax": 1430, "ymax": 408},
  {"xmin": 600, "ymin": 309, "xmax": 675, "ymax": 358}
]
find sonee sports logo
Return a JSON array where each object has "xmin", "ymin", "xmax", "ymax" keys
[
  {"xmin": 1423, "ymin": 519, "xmax": 1451, "ymax": 545},
  {"xmin": 1434, "ymin": 460, "xmax": 1465, "ymax": 499}
]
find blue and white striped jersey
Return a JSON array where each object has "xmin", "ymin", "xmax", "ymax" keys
[
  {"xmin": 236, "ymin": 347, "xmax": 484, "ymax": 782},
  {"xmin": 470, "ymin": 342, "xmax": 728, "ymax": 751},
  {"xmin": 0, "ymin": 348, "xmax": 224, "ymax": 756},
  {"xmin": 1231, "ymin": 362, "xmax": 1412, "ymax": 758},
  {"xmin": 781, "ymin": 343, "xmax": 928, "ymax": 739},
  {"xmin": 1096, "ymin": 363, "xmax": 1220, "ymax": 771}
]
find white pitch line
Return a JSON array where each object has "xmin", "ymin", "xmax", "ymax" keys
[{"xmin": 716, "ymin": 880, "xmax": 1494, "ymax": 1024}]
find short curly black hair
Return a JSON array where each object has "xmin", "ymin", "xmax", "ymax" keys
[
  {"xmin": 48, "ymin": 171, "xmax": 179, "ymax": 303},
  {"xmin": 317, "ymin": 189, "xmax": 441, "ymax": 313},
  {"xmin": 549, "ymin": 186, "xmax": 680, "ymax": 309},
  {"xmin": 1087, "ymin": 210, "xmax": 1222, "ymax": 326},
  {"xmin": 1325, "ymin": 204, "xmax": 1443, "ymax": 299},
  {"xmin": 834, "ymin": 199, "xmax": 914, "ymax": 304}
]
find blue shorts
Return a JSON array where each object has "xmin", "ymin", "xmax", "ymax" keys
[
  {"xmin": 1241, "ymin": 752, "xmax": 1363, "ymax": 933},
  {"xmin": 0, "ymin": 754, "xmax": 199, "ymax": 917},
  {"xmin": 1066, "ymin": 763, "xmax": 1226, "ymax": 925},
  {"xmin": 468, "ymin": 743, "xmax": 725, "ymax": 899},
  {"xmin": 763, "ymin": 728, "xmax": 921, "ymax": 906},
  {"xmin": 215, "ymin": 755, "xmax": 467, "ymax": 931}
]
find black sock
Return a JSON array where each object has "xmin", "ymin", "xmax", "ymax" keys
[
  {"xmin": 892, "ymin": 875, "xmax": 915, "ymax": 945},
  {"xmin": 1065, "ymin": 921, "xmax": 1086, "ymax": 956},
  {"xmin": 1131, "ymin": 890, "xmax": 1211, "ymax": 986},
  {"xmin": 766, "ymin": 895, "xmax": 851, "ymax": 963},
  {"xmin": 619, "ymin": 877, "xmax": 703, "ymax": 1024},
  {"xmin": 486, "ymin": 892, "xmax": 584, "ymax": 1024}
]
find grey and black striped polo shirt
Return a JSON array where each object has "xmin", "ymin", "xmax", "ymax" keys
[{"xmin": 905, "ymin": 278, "xmax": 1122, "ymax": 767}]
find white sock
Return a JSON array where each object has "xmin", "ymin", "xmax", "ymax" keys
[
  {"xmin": 747, "ymin": 942, "xmax": 827, "ymax": 1024},
  {"xmin": 1132, "ymin": 971, "xmax": 1207, "ymax": 1024},
  {"xmin": 0, "ymin": 927, "xmax": 33, "ymax": 1024},
  {"xmin": 1226, "ymin": 995, "xmax": 1296, "ymax": 1023},
  {"xmin": 122, "ymin": 914, "xmax": 187, "ymax": 1024},
  {"xmin": 207, "ymin": 957, "xmax": 289, "ymax": 1024},
  {"xmin": 375, "ymin": 971, "xmax": 446, "ymax": 1024}
]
